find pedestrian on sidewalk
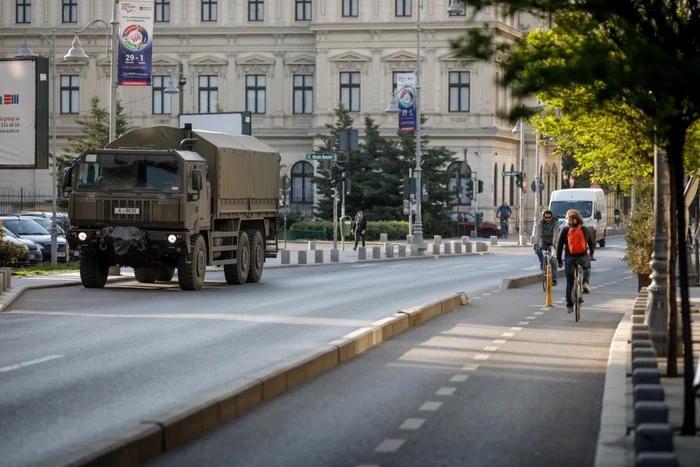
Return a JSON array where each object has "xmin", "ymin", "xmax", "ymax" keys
[{"xmin": 352, "ymin": 211, "xmax": 367, "ymax": 251}]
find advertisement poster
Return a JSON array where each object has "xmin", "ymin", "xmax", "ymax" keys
[
  {"xmin": 117, "ymin": 1, "xmax": 154, "ymax": 86},
  {"xmin": 397, "ymin": 73, "xmax": 416, "ymax": 131}
]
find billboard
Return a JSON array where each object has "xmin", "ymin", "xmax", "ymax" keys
[
  {"xmin": 118, "ymin": 1, "xmax": 154, "ymax": 86},
  {"xmin": 178, "ymin": 112, "xmax": 252, "ymax": 135},
  {"xmin": 397, "ymin": 73, "xmax": 416, "ymax": 131},
  {"xmin": 0, "ymin": 57, "xmax": 49, "ymax": 169}
]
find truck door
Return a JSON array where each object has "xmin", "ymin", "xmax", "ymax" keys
[{"xmin": 187, "ymin": 163, "xmax": 210, "ymax": 229}]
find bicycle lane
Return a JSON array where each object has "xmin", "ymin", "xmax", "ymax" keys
[{"xmin": 147, "ymin": 262, "xmax": 636, "ymax": 467}]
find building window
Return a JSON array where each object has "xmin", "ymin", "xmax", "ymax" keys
[
  {"xmin": 291, "ymin": 161, "xmax": 314, "ymax": 204},
  {"xmin": 293, "ymin": 75, "xmax": 313, "ymax": 114},
  {"xmin": 152, "ymin": 76, "xmax": 171, "ymax": 115},
  {"xmin": 449, "ymin": 71, "xmax": 470, "ymax": 112},
  {"xmin": 340, "ymin": 72, "xmax": 360, "ymax": 112},
  {"xmin": 396, "ymin": 0, "xmax": 412, "ymax": 17},
  {"xmin": 342, "ymin": 0, "xmax": 358, "ymax": 17},
  {"xmin": 16, "ymin": 0, "xmax": 31, "ymax": 23},
  {"xmin": 392, "ymin": 71, "xmax": 412, "ymax": 93},
  {"xmin": 62, "ymin": 0, "xmax": 77, "ymax": 23},
  {"xmin": 198, "ymin": 75, "xmax": 218, "ymax": 113},
  {"xmin": 155, "ymin": 0, "xmax": 170, "ymax": 22},
  {"xmin": 249, "ymin": 0, "xmax": 264, "ymax": 21},
  {"xmin": 493, "ymin": 163, "xmax": 498, "ymax": 207},
  {"xmin": 60, "ymin": 75, "xmax": 79, "ymax": 114},
  {"xmin": 246, "ymin": 75, "xmax": 266, "ymax": 114},
  {"xmin": 295, "ymin": 0, "xmax": 311, "ymax": 21},
  {"xmin": 202, "ymin": 0, "xmax": 217, "ymax": 21},
  {"xmin": 509, "ymin": 163, "xmax": 515, "ymax": 206}
]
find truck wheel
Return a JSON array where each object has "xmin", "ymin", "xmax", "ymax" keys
[
  {"xmin": 134, "ymin": 267, "xmax": 157, "ymax": 284},
  {"xmin": 598, "ymin": 237, "xmax": 606, "ymax": 248},
  {"xmin": 178, "ymin": 235, "xmax": 206, "ymax": 291},
  {"xmin": 156, "ymin": 266, "xmax": 175, "ymax": 282},
  {"xmin": 79, "ymin": 254, "xmax": 109, "ymax": 289},
  {"xmin": 224, "ymin": 231, "xmax": 249, "ymax": 285},
  {"xmin": 247, "ymin": 229, "xmax": 264, "ymax": 283}
]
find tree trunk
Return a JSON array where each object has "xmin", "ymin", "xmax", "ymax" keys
[
  {"xmin": 666, "ymin": 126, "xmax": 696, "ymax": 436},
  {"xmin": 666, "ymin": 151, "xmax": 678, "ymax": 376}
]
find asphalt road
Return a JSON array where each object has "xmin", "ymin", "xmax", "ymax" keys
[
  {"xmin": 146, "ymin": 238, "xmax": 635, "ymax": 467},
  {"xmin": 0, "ymin": 241, "xmax": 624, "ymax": 466}
]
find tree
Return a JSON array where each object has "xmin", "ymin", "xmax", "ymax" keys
[{"xmin": 452, "ymin": 0, "xmax": 699, "ymax": 435}]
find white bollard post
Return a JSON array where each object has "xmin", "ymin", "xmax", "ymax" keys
[
  {"xmin": 444, "ymin": 242, "xmax": 452, "ymax": 254},
  {"xmin": 372, "ymin": 246, "xmax": 381, "ymax": 259},
  {"xmin": 330, "ymin": 249, "xmax": 340, "ymax": 262},
  {"xmin": 385, "ymin": 243, "xmax": 394, "ymax": 258},
  {"xmin": 433, "ymin": 235, "xmax": 442, "ymax": 245},
  {"xmin": 358, "ymin": 247, "xmax": 367, "ymax": 260},
  {"xmin": 398, "ymin": 245, "xmax": 407, "ymax": 258},
  {"xmin": 465, "ymin": 242, "xmax": 473, "ymax": 253},
  {"xmin": 281, "ymin": 250, "xmax": 291, "ymax": 265},
  {"xmin": 297, "ymin": 250, "xmax": 308, "ymax": 264},
  {"xmin": 490, "ymin": 236, "xmax": 498, "ymax": 246},
  {"xmin": 432, "ymin": 243, "xmax": 441, "ymax": 255},
  {"xmin": 308, "ymin": 241, "xmax": 316, "ymax": 250},
  {"xmin": 314, "ymin": 250, "xmax": 324, "ymax": 263},
  {"xmin": 379, "ymin": 233, "xmax": 388, "ymax": 243}
]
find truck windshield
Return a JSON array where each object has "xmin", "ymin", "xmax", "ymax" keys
[
  {"xmin": 550, "ymin": 200, "xmax": 593, "ymax": 219},
  {"xmin": 75, "ymin": 153, "xmax": 181, "ymax": 192}
]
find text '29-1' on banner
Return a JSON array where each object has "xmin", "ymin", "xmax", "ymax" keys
[
  {"xmin": 397, "ymin": 73, "xmax": 416, "ymax": 131},
  {"xmin": 118, "ymin": 1, "xmax": 154, "ymax": 86}
]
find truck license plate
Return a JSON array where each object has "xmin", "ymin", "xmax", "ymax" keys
[{"xmin": 114, "ymin": 207, "xmax": 139, "ymax": 215}]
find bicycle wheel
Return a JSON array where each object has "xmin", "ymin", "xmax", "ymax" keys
[
  {"xmin": 574, "ymin": 267, "xmax": 582, "ymax": 322},
  {"xmin": 542, "ymin": 267, "xmax": 547, "ymax": 291}
]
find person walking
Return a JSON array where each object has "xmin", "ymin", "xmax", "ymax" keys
[
  {"xmin": 496, "ymin": 202, "xmax": 512, "ymax": 238},
  {"xmin": 533, "ymin": 209, "xmax": 560, "ymax": 286},
  {"xmin": 352, "ymin": 210, "xmax": 367, "ymax": 251},
  {"xmin": 556, "ymin": 209, "xmax": 596, "ymax": 314}
]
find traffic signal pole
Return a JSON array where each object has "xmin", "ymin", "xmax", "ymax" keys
[{"xmin": 518, "ymin": 118, "xmax": 525, "ymax": 245}]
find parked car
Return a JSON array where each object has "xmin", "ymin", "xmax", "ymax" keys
[
  {"xmin": 0, "ymin": 216, "xmax": 77, "ymax": 262},
  {"xmin": 14, "ymin": 211, "xmax": 70, "ymax": 236},
  {"xmin": 448, "ymin": 211, "xmax": 503, "ymax": 238},
  {"xmin": 1, "ymin": 226, "xmax": 42, "ymax": 265}
]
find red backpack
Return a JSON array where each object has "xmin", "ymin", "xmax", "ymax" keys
[{"xmin": 567, "ymin": 226, "xmax": 587, "ymax": 255}]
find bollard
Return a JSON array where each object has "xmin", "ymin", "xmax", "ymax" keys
[
  {"xmin": 297, "ymin": 250, "xmax": 308, "ymax": 265},
  {"xmin": 308, "ymin": 241, "xmax": 316, "ymax": 250},
  {"xmin": 632, "ymin": 340, "xmax": 654, "ymax": 351},
  {"xmin": 281, "ymin": 250, "xmax": 291, "ymax": 265},
  {"xmin": 443, "ymin": 242, "xmax": 452, "ymax": 254},
  {"xmin": 461, "ymin": 236, "xmax": 469, "ymax": 245},
  {"xmin": 634, "ymin": 401, "xmax": 669, "ymax": 425},
  {"xmin": 634, "ymin": 384, "xmax": 665, "ymax": 403},
  {"xmin": 633, "ymin": 348, "xmax": 657, "ymax": 359},
  {"xmin": 380, "ymin": 233, "xmax": 388, "ymax": 243},
  {"xmin": 406, "ymin": 235, "xmax": 413, "ymax": 244},
  {"xmin": 433, "ymin": 235, "xmax": 442, "ymax": 245},
  {"xmin": 330, "ymin": 249, "xmax": 339, "ymax": 263},
  {"xmin": 631, "ymin": 323, "xmax": 651, "ymax": 333},
  {"xmin": 314, "ymin": 250, "xmax": 323, "ymax": 263},
  {"xmin": 410, "ymin": 245, "xmax": 421, "ymax": 257},
  {"xmin": 632, "ymin": 315, "xmax": 647, "ymax": 325},
  {"xmin": 490, "ymin": 235, "xmax": 498, "ymax": 246},
  {"xmin": 634, "ymin": 423, "xmax": 674, "ymax": 453},
  {"xmin": 632, "ymin": 330, "xmax": 652, "ymax": 342},
  {"xmin": 385, "ymin": 243, "xmax": 394, "ymax": 258},
  {"xmin": 0, "ymin": 271, "xmax": 5, "ymax": 294},
  {"xmin": 358, "ymin": 247, "xmax": 366, "ymax": 260},
  {"xmin": 398, "ymin": 244, "xmax": 406, "ymax": 258},
  {"xmin": 632, "ymin": 357, "xmax": 659, "ymax": 371},
  {"xmin": 432, "ymin": 243, "xmax": 440, "ymax": 255},
  {"xmin": 470, "ymin": 230, "xmax": 477, "ymax": 239},
  {"xmin": 635, "ymin": 452, "xmax": 679, "ymax": 466},
  {"xmin": 465, "ymin": 242, "xmax": 473, "ymax": 253},
  {"xmin": 546, "ymin": 264, "xmax": 553, "ymax": 306},
  {"xmin": 633, "ymin": 368, "xmax": 661, "ymax": 385},
  {"xmin": 0, "ymin": 267, "xmax": 10, "ymax": 289},
  {"xmin": 108, "ymin": 265, "xmax": 121, "ymax": 276},
  {"xmin": 372, "ymin": 246, "xmax": 381, "ymax": 259},
  {"xmin": 453, "ymin": 242, "xmax": 462, "ymax": 254}
]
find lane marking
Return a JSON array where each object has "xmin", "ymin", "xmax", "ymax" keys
[
  {"xmin": 472, "ymin": 297, "xmax": 482, "ymax": 300},
  {"xmin": 485, "ymin": 264, "xmax": 509, "ymax": 269},
  {"xmin": 419, "ymin": 401, "xmax": 443, "ymax": 411},
  {"xmin": 540, "ymin": 307, "xmax": 550, "ymax": 311},
  {"xmin": 482, "ymin": 346, "xmax": 499, "ymax": 351},
  {"xmin": 491, "ymin": 290, "xmax": 501, "ymax": 293},
  {"xmin": 474, "ymin": 354, "xmax": 490, "ymax": 360},
  {"xmin": 436, "ymin": 387, "xmax": 457, "ymax": 396},
  {"xmin": 450, "ymin": 374, "xmax": 469, "ymax": 382},
  {"xmin": 510, "ymin": 327, "xmax": 523, "ymax": 331},
  {"xmin": 388, "ymin": 264, "xmax": 410, "ymax": 269},
  {"xmin": 492, "ymin": 339, "xmax": 507, "ymax": 344},
  {"xmin": 399, "ymin": 418, "xmax": 426, "ymax": 430},
  {"xmin": 501, "ymin": 332, "xmax": 515, "ymax": 337},
  {"xmin": 374, "ymin": 439, "xmax": 405, "ymax": 453},
  {"xmin": 461, "ymin": 364, "xmax": 480, "ymax": 371},
  {"xmin": 517, "ymin": 321, "xmax": 530, "ymax": 325},
  {"xmin": 525, "ymin": 316, "xmax": 537, "ymax": 320},
  {"xmin": 482, "ymin": 293, "xmax": 492, "ymax": 296},
  {"xmin": 350, "ymin": 264, "xmax": 379, "ymax": 268},
  {"xmin": 533, "ymin": 312, "xmax": 544, "ymax": 315},
  {"xmin": 521, "ymin": 265, "xmax": 541, "ymax": 271},
  {"xmin": 0, "ymin": 355, "xmax": 64, "ymax": 373},
  {"xmin": 356, "ymin": 465, "xmax": 380, "ymax": 467}
]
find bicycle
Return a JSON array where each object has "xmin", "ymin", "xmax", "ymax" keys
[
  {"xmin": 541, "ymin": 245, "xmax": 553, "ymax": 292},
  {"xmin": 499, "ymin": 217, "xmax": 509, "ymax": 239},
  {"xmin": 572, "ymin": 257, "xmax": 596, "ymax": 322}
]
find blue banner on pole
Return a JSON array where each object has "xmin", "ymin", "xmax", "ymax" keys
[
  {"xmin": 117, "ymin": 1, "xmax": 154, "ymax": 86},
  {"xmin": 398, "ymin": 87, "xmax": 416, "ymax": 131}
]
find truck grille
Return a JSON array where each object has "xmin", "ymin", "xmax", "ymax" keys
[{"xmin": 99, "ymin": 199, "xmax": 155, "ymax": 223}]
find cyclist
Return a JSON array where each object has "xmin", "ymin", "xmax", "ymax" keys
[
  {"xmin": 496, "ymin": 202, "xmax": 512, "ymax": 238},
  {"xmin": 556, "ymin": 209, "xmax": 595, "ymax": 314},
  {"xmin": 533, "ymin": 209, "xmax": 559, "ymax": 286}
]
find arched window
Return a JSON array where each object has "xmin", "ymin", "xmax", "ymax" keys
[
  {"xmin": 501, "ymin": 163, "xmax": 506, "ymax": 205},
  {"xmin": 509, "ymin": 163, "xmax": 515, "ymax": 205},
  {"xmin": 552, "ymin": 165, "xmax": 558, "ymax": 191},
  {"xmin": 291, "ymin": 161, "xmax": 314, "ymax": 204},
  {"xmin": 493, "ymin": 163, "xmax": 498, "ymax": 206}
]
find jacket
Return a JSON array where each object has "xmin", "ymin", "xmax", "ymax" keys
[
  {"xmin": 353, "ymin": 216, "xmax": 367, "ymax": 234},
  {"xmin": 533, "ymin": 217, "xmax": 560, "ymax": 246},
  {"xmin": 556, "ymin": 223, "xmax": 595, "ymax": 262}
]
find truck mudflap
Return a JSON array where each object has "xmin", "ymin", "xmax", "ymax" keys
[{"xmin": 102, "ymin": 226, "xmax": 147, "ymax": 255}]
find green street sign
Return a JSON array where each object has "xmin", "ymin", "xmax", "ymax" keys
[
  {"xmin": 502, "ymin": 171, "xmax": 519, "ymax": 176},
  {"xmin": 306, "ymin": 152, "xmax": 336, "ymax": 161}
]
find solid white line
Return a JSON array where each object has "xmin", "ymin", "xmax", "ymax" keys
[
  {"xmin": 450, "ymin": 374, "xmax": 469, "ymax": 382},
  {"xmin": 0, "ymin": 355, "xmax": 64, "ymax": 373},
  {"xmin": 510, "ymin": 327, "xmax": 523, "ymax": 331},
  {"xmin": 474, "ymin": 354, "xmax": 490, "ymax": 360},
  {"xmin": 485, "ymin": 264, "xmax": 509, "ymax": 269},
  {"xmin": 374, "ymin": 439, "xmax": 405, "ymax": 453},
  {"xmin": 388, "ymin": 264, "xmax": 410, "ymax": 269},
  {"xmin": 436, "ymin": 387, "xmax": 457, "ymax": 396},
  {"xmin": 501, "ymin": 332, "xmax": 515, "ymax": 337},
  {"xmin": 461, "ymin": 364, "xmax": 480, "ymax": 371},
  {"xmin": 419, "ymin": 401, "xmax": 443, "ymax": 411},
  {"xmin": 521, "ymin": 265, "xmax": 541, "ymax": 271},
  {"xmin": 493, "ymin": 339, "xmax": 507, "ymax": 344},
  {"xmin": 399, "ymin": 418, "xmax": 426, "ymax": 430},
  {"xmin": 350, "ymin": 264, "xmax": 379, "ymax": 268},
  {"xmin": 482, "ymin": 346, "xmax": 499, "ymax": 351}
]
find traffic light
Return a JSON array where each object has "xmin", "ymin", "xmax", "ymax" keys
[
  {"xmin": 477, "ymin": 180, "xmax": 484, "ymax": 193},
  {"xmin": 516, "ymin": 172, "xmax": 527, "ymax": 193},
  {"xmin": 330, "ymin": 165, "xmax": 346, "ymax": 186},
  {"xmin": 465, "ymin": 179, "xmax": 474, "ymax": 198},
  {"xmin": 402, "ymin": 177, "xmax": 410, "ymax": 199}
]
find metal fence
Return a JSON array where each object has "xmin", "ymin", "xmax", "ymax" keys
[{"xmin": 0, "ymin": 189, "xmax": 54, "ymax": 215}]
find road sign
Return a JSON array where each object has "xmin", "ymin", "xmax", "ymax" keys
[
  {"xmin": 502, "ymin": 171, "xmax": 519, "ymax": 176},
  {"xmin": 306, "ymin": 153, "xmax": 336, "ymax": 161},
  {"xmin": 531, "ymin": 180, "xmax": 545, "ymax": 193}
]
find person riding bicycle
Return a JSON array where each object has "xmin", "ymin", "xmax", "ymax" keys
[
  {"xmin": 533, "ymin": 209, "xmax": 560, "ymax": 286},
  {"xmin": 496, "ymin": 202, "xmax": 512, "ymax": 238},
  {"xmin": 556, "ymin": 209, "xmax": 595, "ymax": 314}
]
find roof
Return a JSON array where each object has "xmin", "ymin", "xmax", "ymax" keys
[{"xmin": 193, "ymin": 130, "xmax": 278, "ymax": 153}]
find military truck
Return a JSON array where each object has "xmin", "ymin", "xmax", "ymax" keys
[{"xmin": 61, "ymin": 125, "xmax": 280, "ymax": 291}]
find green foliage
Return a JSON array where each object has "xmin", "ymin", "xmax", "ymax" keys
[
  {"xmin": 622, "ymin": 199, "xmax": 654, "ymax": 275},
  {"xmin": 0, "ymin": 230, "xmax": 25, "ymax": 268},
  {"xmin": 290, "ymin": 220, "xmax": 410, "ymax": 241}
]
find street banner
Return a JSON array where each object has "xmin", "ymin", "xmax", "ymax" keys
[
  {"xmin": 397, "ymin": 73, "xmax": 416, "ymax": 131},
  {"xmin": 117, "ymin": 1, "xmax": 154, "ymax": 86}
]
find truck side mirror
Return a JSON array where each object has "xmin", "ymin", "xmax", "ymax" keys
[
  {"xmin": 193, "ymin": 169, "xmax": 203, "ymax": 191},
  {"xmin": 61, "ymin": 167, "xmax": 72, "ymax": 197},
  {"xmin": 595, "ymin": 210, "xmax": 602, "ymax": 220}
]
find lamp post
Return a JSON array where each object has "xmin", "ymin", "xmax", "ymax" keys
[
  {"xmin": 164, "ymin": 71, "xmax": 198, "ymax": 114},
  {"xmin": 64, "ymin": 1, "xmax": 120, "ymax": 143},
  {"xmin": 511, "ymin": 119, "xmax": 526, "ymax": 244},
  {"xmin": 16, "ymin": 30, "xmax": 59, "ymax": 265},
  {"xmin": 530, "ymin": 105, "xmax": 545, "ymax": 236}
]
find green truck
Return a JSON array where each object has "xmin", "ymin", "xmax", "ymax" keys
[{"xmin": 61, "ymin": 124, "xmax": 280, "ymax": 291}]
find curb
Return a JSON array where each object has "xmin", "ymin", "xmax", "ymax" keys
[
  {"xmin": 265, "ymin": 251, "xmax": 490, "ymax": 269},
  {"xmin": 51, "ymin": 291, "xmax": 469, "ymax": 467},
  {"xmin": 499, "ymin": 266, "xmax": 564, "ymax": 290},
  {"xmin": 594, "ymin": 305, "xmax": 634, "ymax": 467}
]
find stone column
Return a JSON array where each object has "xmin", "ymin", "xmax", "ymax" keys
[
  {"xmin": 273, "ymin": 51, "xmax": 285, "ymax": 127},
  {"xmin": 226, "ymin": 53, "xmax": 237, "ymax": 111},
  {"xmin": 370, "ymin": 48, "xmax": 382, "ymax": 112}
]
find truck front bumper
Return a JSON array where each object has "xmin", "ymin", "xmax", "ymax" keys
[{"xmin": 68, "ymin": 228, "xmax": 190, "ymax": 257}]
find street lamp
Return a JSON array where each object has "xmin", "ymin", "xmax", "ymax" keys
[
  {"xmin": 16, "ymin": 30, "xmax": 59, "ymax": 265},
  {"xmin": 164, "ymin": 71, "xmax": 198, "ymax": 114},
  {"xmin": 447, "ymin": 0, "xmax": 466, "ymax": 16},
  {"xmin": 530, "ymin": 105, "xmax": 545, "ymax": 237},
  {"xmin": 64, "ymin": 1, "xmax": 119, "ymax": 143},
  {"xmin": 511, "ymin": 119, "xmax": 525, "ymax": 244}
]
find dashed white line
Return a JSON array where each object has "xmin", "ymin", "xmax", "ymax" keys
[
  {"xmin": 474, "ymin": 354, "xmax": 490, "ymax": 360},
  {"xmin": 450, "ymin": 374, "xmax": 470, "ymax": 382},
  {"xmin": 510, "ymin": 327, "xmax": 523, "ymax": 331},
  {"xmin": 461, "ymin": 364, "xmax": 480, "ymax": 371},
  {"xmin": 436, "ymin": 387, "xmax": 457, "ymax": 396},
  {"xmin": 374, "ymin": 439, "xmax": 405, "ymax": 453},
  {"xmin": 482, "ymin": 293, "xmax": 492, "ymax": 296},
  {"xmin": 492, "ymin": 339, "xmax": 507, "ymax": 344},
  {"xmin": 540, "ymin": 307, "xmax": 550, "ymax": 311},
  {"xmin": 501, "ymin": 332, "xmax": 515, "ymax": 337},
  {"xmin": 517, "ymin": 321, "xmax": 531, "ymax": 325},
  {"xmin": 472, "ymin": 296, "xmax": 482, "ymax": 300},
  {"xmin": 525, "ymin": 316, "xmax": 537, "ymax": 320},
  {"xmin": 399, "ymin": 418, "xmax": 426, "ymax": 430},
  {"xmin": 483, "ymin": 346, "xmax": 499, "ymax": 351},
  {"xmin": 534, "ymin": 312, "xmax": 544, "ymax": 315},
  {"xmin": 388, "ymin": 264, "xmax": 410, "ymax": 269},
  {"xmin": 420, "ymin": 401, "xmax": 443, "ymax": 411},
  {"xmin": 0, "ymin": 355, "xmax": 64, "ymax": 373}
]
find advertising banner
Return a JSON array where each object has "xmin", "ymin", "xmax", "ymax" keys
[
  {"xmin": 397, "ymin": 73, "xmax": 416, "ymax": 131},
  {"xmin": 0, "ymin": 58, "xmax": 49, "ymax": 168},
  {"xmin": 117, "ymin": 1, "xmax": 154, "ymax": 86}
]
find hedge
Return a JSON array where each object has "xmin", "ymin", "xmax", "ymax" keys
[{"xmin": 289, "ymin": 220, "xmax": 410, "ymax": 241}]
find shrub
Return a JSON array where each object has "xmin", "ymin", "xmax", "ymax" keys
[
  {"xmin": 289, "ymin": 220, "xmax": 409, "ymax": 241},
  {"xmin": 622, "ymin": 199, "xmax": 654, "ymax": 275},
  {"xmin": 0, "ymin": 230, "xmax": 25, "ymax": 268}
]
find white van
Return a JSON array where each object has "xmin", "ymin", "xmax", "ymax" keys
[{"xmin": 548, "ymin": 188, "xmax": 608, "ymax": 247}]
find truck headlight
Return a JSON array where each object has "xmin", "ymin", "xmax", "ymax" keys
[
  {"xmin": 78, "ymin": 232, "xmax": 88, "ymax": 241},
  {"xmin": 167, "ymin": 234, "xmax": 177, "ymax": 244}
]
